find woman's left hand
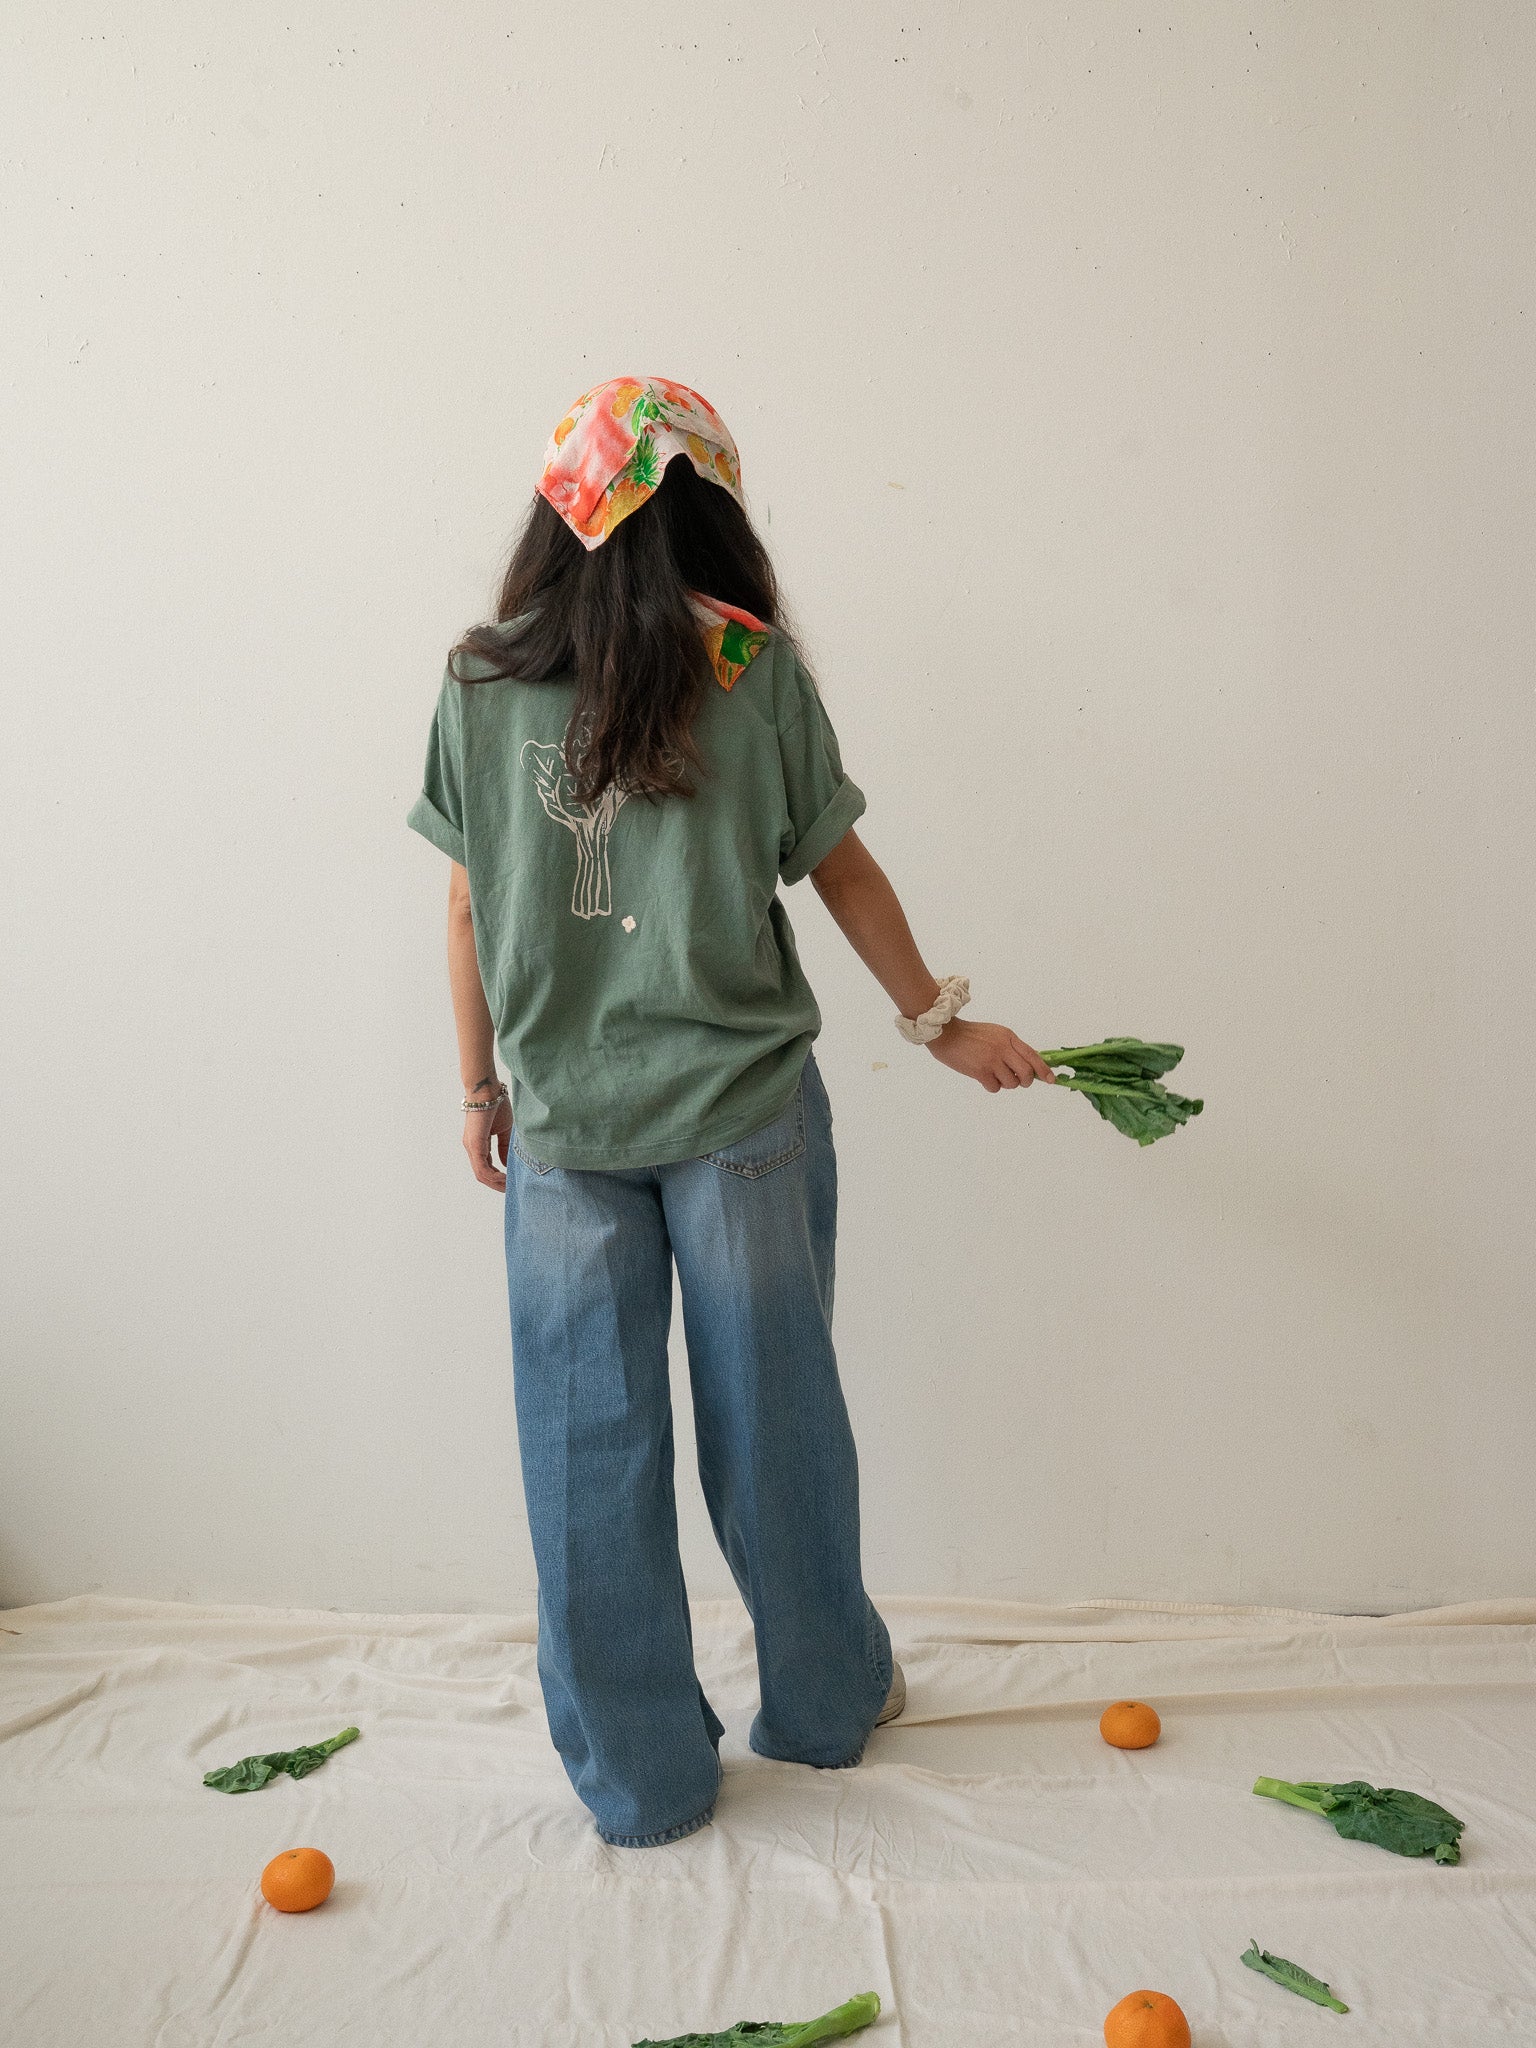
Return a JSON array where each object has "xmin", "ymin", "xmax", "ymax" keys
[
  {"xmin": 464, "ymin": 1096, "xmax": 513, "ymax": 1191},
  {"xmin": 926, "ymin": 1019, "xmax": 1059, "ymax": 1093}
]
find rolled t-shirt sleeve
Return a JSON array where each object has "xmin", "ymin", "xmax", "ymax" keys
[
  {"xmin": 777, "ymin": 652, "xmax": 866, "ymax": 885},
  {"xmin": 406, "ymin": 667, "xmax": 467, "ymax": 865}
]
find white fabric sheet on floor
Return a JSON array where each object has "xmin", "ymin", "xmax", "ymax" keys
[{"xmin": 2, "ymin": 1594, "xmax": 1534, "ymax": 2045}]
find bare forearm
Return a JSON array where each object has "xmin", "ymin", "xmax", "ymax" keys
[
  {"xmin": 812, "ymin": 839, "xmax": 941, "ymax": 1020},
  {"xmin": 809, "ymin": 827, "xmax": 1057, "ymax": 1094},
  {"xmin": 446, "ymin": 893, "xmax": 498, "ymax": 1092}
]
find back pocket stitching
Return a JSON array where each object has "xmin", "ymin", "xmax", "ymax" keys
[
  {"xmin": 512, "ymin": 1131, "xmax": 556, "ymax": 1175},
  {"xmin": 703, "ymin": 1086, "xmax": 806, "ymax": 1179}
]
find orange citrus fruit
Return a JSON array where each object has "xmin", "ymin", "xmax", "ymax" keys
[
  {"xmin": 260, "ymin": 1846, "xmax": 335, "ymax": 1913},
  {"xmin": 1099, "ymin": 1700, "xmax": 1161, "ymax": 1749},
  {"xmin": 1103, "ymin": 1988, "xmax": 1191, "ymax": 2048}
]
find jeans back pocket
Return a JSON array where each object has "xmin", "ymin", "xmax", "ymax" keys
[
  {"xmin": 512, "ymin": 1130, "xmax": 557, "ymax": 1175},
  {"xmin": 702, "ymin": 1079, "xmax": 807, "ymax": 1179}
]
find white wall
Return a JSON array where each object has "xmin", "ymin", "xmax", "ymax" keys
[{"xmin": 4, "ymin": 3, "xmax": 1532, "ymax": 1615}]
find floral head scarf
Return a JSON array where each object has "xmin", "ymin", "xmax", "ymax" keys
[
  {"xmin": 538, "ymin": 376, "xmax": 748, "ymax": 548},
  {"xmin": 537, "ymin": 376, "xmax": 768, "ymax": 689}
]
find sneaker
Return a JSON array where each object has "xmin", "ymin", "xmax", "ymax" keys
[{"xmin": 875, "ymin": 1660, "xmax": 906, "ymax": 1726}]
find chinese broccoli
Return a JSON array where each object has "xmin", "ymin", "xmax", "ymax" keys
[
  {"xmin": 1241, "ymin": 1939, "xmax": 1349, "ymax": 2013},
  {"xmin": 634, "ymin": 1991, "xmax": 881, "ymax": 2048},
  {"xmin": 203, "ymin": 1726, "xmax": 360, "ymax": 1793},
  {"xmin": 1253, "ymin": 1777, "xmax": 1464, "ymax": 1863},
  {"xmin": 1039, "ymin": 1039, "xmax": 1203, "ymax": 1146}
]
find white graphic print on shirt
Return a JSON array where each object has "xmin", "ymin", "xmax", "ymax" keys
[{"xmin": 521, "ymin": 738, "xmax": 630, "ymax": 920}]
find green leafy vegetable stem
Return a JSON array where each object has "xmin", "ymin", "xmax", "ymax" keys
[{"xmin": 1252, "ymin": 1776, "xmax": 1331, "ymax": 1815}]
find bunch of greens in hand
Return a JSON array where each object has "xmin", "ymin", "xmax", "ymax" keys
[
  {"xmin": 634, "ymin": 1992, "xmax": 881, "ymax": 2048},
  {"xmin": 1039, "ymin": 1039, "xmax": 1203, "ymax": 1146},
  {"xmin": 1242, "ymin": 1940, "xmax": 1349, "ymax": 2013},
  {"xmin": 203, "ymin": 1726, "xmax": 360, "ymax": 1794},
  {"xmin": 1253, "ymin": 1777, "xmax": 1464, "ymax": 1863}
]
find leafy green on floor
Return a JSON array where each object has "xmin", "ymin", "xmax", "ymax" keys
[
  {"xmin": 1253, "ymin": 1777, "xmax": 1464, "ymax": 1863},
  {"xmin": 634, "ymin": 1991, "xmax": 881, "ymax": 2048},
  {"xmin": 1242, "ymin": 1939, "xmax": 1350, "ymax": 2013},
  {"xmin": 1039, "ymin": 1039, "xmax": 1203, "ymax": 1146},
  {"xmin": 203, "ymin": 1726, "xmax": 360, "ymax": 1793}
]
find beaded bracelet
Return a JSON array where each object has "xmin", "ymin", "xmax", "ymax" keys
[{"xmin": 462, "ymin": 1080, "xmax": 509, "ymax": 1112}]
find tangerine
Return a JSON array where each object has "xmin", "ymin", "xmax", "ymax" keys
[
  {"xmin": 1099, "ymin": 1700, "xmax": 1161, "ymax": 1749},
  {"xmin": 260, "ymin": 1846, "xmax": 335, "ymax": 1913},
  {"xmin": 1103, "ymin": 1989, "xmax": 1191, "ymax": 2048}
]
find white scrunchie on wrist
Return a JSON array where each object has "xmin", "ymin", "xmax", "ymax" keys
[{"xmin": 894, "ymin": 974, "xmax": 971, "ymax": 1044}]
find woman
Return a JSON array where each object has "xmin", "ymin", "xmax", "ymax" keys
[{"xmin": 407, "ymin": 376, "xmax": 1054, "ymax": 1847}]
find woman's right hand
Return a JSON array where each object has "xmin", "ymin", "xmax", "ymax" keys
[
  {"xmin": 464, "ymin": 1096, "xmax": 512, "ymax": 1191},
  {"xmin": 926, "ymin": 1018, "xmax": 1058, "ymax": 1093}
]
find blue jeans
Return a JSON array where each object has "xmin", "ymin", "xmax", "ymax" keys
[{"xmin": 502, "ymin": 1047, "xmax": 893, "ymax": 1847}]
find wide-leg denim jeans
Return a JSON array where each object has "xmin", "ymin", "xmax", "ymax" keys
[{"xmin": 503, "ymin": 1047, "xmax": 893, "ymax": 1847}]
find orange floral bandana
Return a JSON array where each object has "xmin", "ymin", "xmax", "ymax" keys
[
  {"xmin": 687, "ymin": 592, "xmax": 771, "ymax": 692},
  {"xmin": 538, "ymin": 376, "xmax": 749, "ymax": 550},
  {"xmin": 539, "ymin": 376, "xmax": 769, "ymax": 689}
]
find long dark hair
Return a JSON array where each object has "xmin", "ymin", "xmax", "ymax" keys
[{"xmin": 449, "ymin": 457, "xmax": 809, "ymax": 805}]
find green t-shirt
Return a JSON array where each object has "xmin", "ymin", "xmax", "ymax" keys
[{"xmin": 406, "ymin": 619, "xmax": 865, "ymax": 1169}]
